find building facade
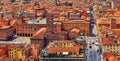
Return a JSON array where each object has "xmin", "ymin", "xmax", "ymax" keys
[
  {"xmin": 62, "ymin": 21, "xmax": 90, "ymax": 36},
  {"xmin": 0, "ymin": 26, "xmax": 14, "ymax": 40},
  {"xmin": 15, "ymin": 24, "xmax": 46, "ymax": 37},
  {"xmin": 40, "ymin": 40, "xmax": 86, "ymax": 61},
  {"xmin": 0, "ymin": 44, "xmax": 8, "ymax": 57},
  {"xmin": 102, "ymin": 36, "xmax": 120, "ymax": 53}
]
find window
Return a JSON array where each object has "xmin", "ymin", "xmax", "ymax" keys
[
  {"xmin": 106, "ymin": 58, "xmax": 109, "ymax": 61},
  {"xmin": 2, "ymin": 47, "xmax": 4, "ymax": 49},
  {"xmin": 107, "ymin": 49, "xmax": 109, "ymax": 51},
  {"xmin": 34, "ymin": 28, "xmax": 37, "ymax": 31}
]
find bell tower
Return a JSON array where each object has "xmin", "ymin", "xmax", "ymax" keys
[{"xmin": 46, "ymin": 15, "xmax": 54, "ymax": 32}]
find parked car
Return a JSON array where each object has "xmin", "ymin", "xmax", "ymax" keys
[{"xmin": 89, "ymin": 46, "xmax": 92, "ymax": 49}]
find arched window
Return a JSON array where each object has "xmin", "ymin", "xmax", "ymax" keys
[{"xmin": 106, "ymin": 58, "xmax": 109, "ymax": 61}]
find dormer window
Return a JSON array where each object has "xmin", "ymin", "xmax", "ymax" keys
[{"xmin": 111, "ymin": 35, "xmax": 114, "ymax": 38}]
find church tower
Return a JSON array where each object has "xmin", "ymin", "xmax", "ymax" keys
[{"xmin": 46, "ymin": 15, "xmax": 54, "ymax": 33}]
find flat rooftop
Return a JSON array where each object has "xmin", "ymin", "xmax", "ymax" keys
[
  {"xmin": 62, "ymin": 20, "xmax": 89, "ymax": 23},
  {"xmin": 28, "ymin": 19, "xmax": 46, "ymax": 24}
]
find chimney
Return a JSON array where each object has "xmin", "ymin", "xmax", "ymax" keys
[
  {"xmin": 55, "ymin": 0, "xmax": 58, "ymax": 6},
  {"xmin": 8, "ymin": 20, "xmax": 10, "ymax": 25},
  {"xmin": 111, "ymin": 0, "xmax": 114, "ymax": 9},
  {"xmin": 68, "ymin": 12, "xmax": 70, "ymax": 18},
  {"xmin": 111, "ymin": 18, "xmax": 116, "ymax": 29}
]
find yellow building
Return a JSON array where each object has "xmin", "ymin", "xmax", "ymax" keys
[
  {"xmin": 9, "ymin": 48, "xmax": 16, "ymax": 58},
  {"xmin": 102, "ymin": 37, "xmax": 120, "ymax": 54},
  {"xmin": 9, "ymin": 48, "xmax": 24, "ymax": 59},
  {"xmin": 57, "ymin": 41, "xmax": 74, "ymax": 48},
  {"xmin": 102, "ymin": 45, "xmax": 120, "ymax": 53},
  {"xmin": 15, "ymin": 48, "xmax": 23, "ymax": 59}
]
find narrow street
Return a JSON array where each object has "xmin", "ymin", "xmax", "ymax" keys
[{"xmin": 86, "ymin": 6, "xmax": 103, "ymax": 61}]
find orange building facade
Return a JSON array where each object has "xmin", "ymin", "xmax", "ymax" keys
[
  {"xmin": 62, "ymin": 21, "xmax": 90, "ymax": 36},
  {"xmin": 15, "ymin": 24, "xmax": 46, "ymax": 37},
  {"xmin": 0, "ymin": 26, "xmax": 14, "ymax": 40},
  {"xmin": 0, "ymin": 44, "xmax": 8, "ymax": 57}
]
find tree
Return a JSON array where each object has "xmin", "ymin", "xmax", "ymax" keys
[
  {"xmin": 23, "ymin": 1, "xmax": 29, "ymax": 4},
  {"xmin": 40, "ymin": 51, "xmax": 45, "ymax": 58},
  {"xmin": 23, "ymin": 0, "xmax": 28, "ymax": 1},
  {"xmin": 0, "ymin": 2, "xmax": 4, "ymax": 5},
  {"xmin": 34, "ymin": 2, "xmax": 39, "ymax": 6},
  {"xmin": 48, "ymin": 53, "xmax": 57, "ymax": 57},
  {"xmin": 67, "ymin": 3, "xmax": 73, "ymax": 6},
  {"xmin": 10, "ymin": 0, "xmax": 16, "ymax": 3},
  {"xmin": 79, "ymin": 48, "xmax": 84, "ymax": 53},
  {"xmin": 57, "ymin": 52, "xmax": 64, "ymax": 57}
]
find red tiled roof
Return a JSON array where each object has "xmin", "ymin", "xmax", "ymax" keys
[
  {"xmin": 46, "ymin": 32, "xmax": 65, "ymax": 39},
  {"xmin": 47, "ymin": 40, "xmax": 83, "ymax": 54},
  {"xmin": 103, "ymin": 52, "xmax": 114, "ymax": 58},
  {"xmin": 0, "ymin": 49, "xmax": 7, "ymax": 57},
  {"xmin": 103, "ymin": 52, "xmax": 120, "ymax": 61},
  {"xmin": 0, "ymin": 18, "xmax": 16, "ymax": 27},
  {"xmin": 70, "ymin": 28, "xmax": 80, "ymax": 33},
  {"xmin": 47, "ymin": 46, "xmax": 79, "ymax": 54},
  {"xmin": 31, "ymin": 28, "xmax": 46, "ymax": 39},
  {"xmin": 102, "ymin": 37, "xmax": 120, "ymax": 45}
]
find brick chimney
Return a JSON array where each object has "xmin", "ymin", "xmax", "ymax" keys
[
  {"xmin": 111, "ymin": 18, "xmax": 116, "ymax": 29},
  {"xmin": 8, "ymin": 20, "xmax": 10, "ymax": 25}
]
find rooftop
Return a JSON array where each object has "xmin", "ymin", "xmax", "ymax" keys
[
  {"xmin": 62, "ymin": 19, "xmax": 89, "ymax": 23},
  {"xmin": 104, "ymin": 8, "xmax": 120, "ymax": 17},
  {"xmin": 103, "ymin": 52, "xmax": 120, "ymax": 61},
  {"xmin": 97, "ymin": 17, "xmax": 120, "ymax": 24},
  {"xmin": 31, "ymin": 28, "xmax": 46, "ymax": 39},
  {"xmin": 28, "ymin": 19, "xmax": 46, "ymax": 24},
  {"xmin": 0, "ymin": 18, "xmax": 16, "ymax": 27},
  {"xmin": 102, "ymin": 36, "xmax": 120, "ymax": 46},
  {"xmin": 46, "ymin": 40, "xmax": 84, "ymax": 54},
  {"xmin": 0, "ymin": 26, "xmax": 10, "ymax": 29},
  {"xmin": 46, "ymin": 32, "xmax": 66, "ymax": 40}
]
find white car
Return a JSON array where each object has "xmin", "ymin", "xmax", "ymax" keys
[{"xmin": 95, "ymin": 42, "xmax": 99, "ymax": 46}]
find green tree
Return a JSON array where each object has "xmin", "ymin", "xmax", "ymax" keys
[
  {"xmin": 10, "ymin": 0, "xmax": 16, "ymax": 3},
  {"xmin": 40, "ymin": 51, "xmax": 45, "ymax": 58},
  {"xmin": 0, "ymin": 2, "xmax": 4, "ymax": 5},
  {"xmin": 67, "ymin": 3, "xmax": 73, "ymax": 6},
  {"xmin": 34, "ymin": 2, "xmax": 39, "ymax": 6},
  {"xmin": 23, "ymin": 1, "xmax": 29, "ymax": 4},
  {"xmin": 57, "ymin": 52, "xmax": 64, "ymax": 57},
  {"xmin": 79, "ymin": 48, "xmax": 84, "ymax": 53}
]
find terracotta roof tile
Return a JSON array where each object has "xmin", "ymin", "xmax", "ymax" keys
[
  {"xmin": 46, "ymin": 40, "xmax": 83, "ymax": 54},
  {"xmin": 31, "ymin": 28, "xmax": 46, "ymax": 39},
  {"xmin": 103, "ymin": 52, "xmax": 120, "ymax": 61},
  {"xmin": 102, "ymin": 37, "xmax": 120, "ymax": 45}
]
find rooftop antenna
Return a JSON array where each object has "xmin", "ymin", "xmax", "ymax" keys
[{"xmin": 111, "ymin": 0, "xmax": 114, "ymax": 9}]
